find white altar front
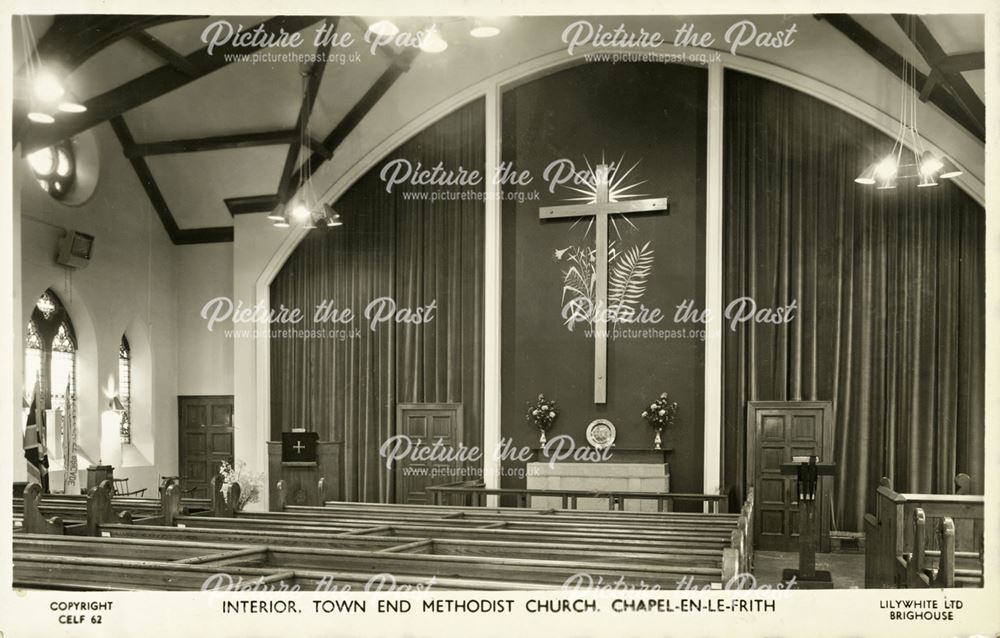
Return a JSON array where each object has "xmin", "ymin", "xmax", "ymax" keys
[{"xmin": 526, "ymin": 448, "xmax": 671, "ymax": 512}]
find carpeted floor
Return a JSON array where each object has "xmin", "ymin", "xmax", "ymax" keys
[{"xmin": 752, "ymin": 551, "xmax": 866, "ymax": 589}]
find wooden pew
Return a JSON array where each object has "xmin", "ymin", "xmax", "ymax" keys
[
  {"xmin": 15, "ymin": 481, "xmax": 211, "ymax": 536},
  {"xmin": 15, "ymin": 532, "xmax": 720, "ymax": 590},
  {"xmin": 864, "ymin": 475, "xmax": 984, "ymax": 588},
  {"xmin": 17, "ymin": 479, "xmax": 753, "ymax": 591}
]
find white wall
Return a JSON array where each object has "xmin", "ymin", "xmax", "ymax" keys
[
  {"xmin": 176, "ymin": 243, "xmax": 234, "ymax": 396},
  {"xmin": 14, "ymin": 123, "xmax": 234, "ymax": 496}
]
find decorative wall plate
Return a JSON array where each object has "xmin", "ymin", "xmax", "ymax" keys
[{"xmin": 586, "ymin": 418, "xmax": 616, "ymax": 449}]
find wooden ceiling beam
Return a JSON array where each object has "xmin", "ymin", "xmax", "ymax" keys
[
  {"xmin": 23, "ymin": 15, "xmax": 198, "ymax": 76},
  {"xmin": 919, "ymin": 69, "xmax": 941, "ymax": 101},
  {"xmin": 21, "ymin": 15, "xmax": 326, "ymax": 153},
  {"xmin": 290, "ymin": 46, "xmax": 421, "ymax": 189},
  {"xmin": 891, "ymin": 14, "xmax": 985, "ymax": 138},
  {"xmin": 937, "ymin": 52, "xmax": 985, "ymax": 74},
  {"xmin": 110, "ymin": 116, "xmax": 181, "ymax": 240},
  {"xmin": 816, "ymin": 14, "xmax": 984, "ymax": 142},
  {"xmin": 225, "ymin": 194, "xmax": 280, "ymax": 216},
  {"xmin": 274, "ymin": 18, "xmax": 338, "ymax": 207},
  {"xmin": 111, "ymin": 116, "xmax": 233, "ymax": 244},
  {"xmin": 125, "ymin": 129, "xmax": 298, "ymax": 158},
  {"xmin": 130, "ymin": 31, "xmax": 201, "ymax": 77}
]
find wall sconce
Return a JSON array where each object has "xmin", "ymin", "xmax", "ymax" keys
[{"xmin": 109, "ymin": 396, "xmax": 125, "ymax": 411}]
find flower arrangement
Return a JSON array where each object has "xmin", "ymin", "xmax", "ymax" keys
[
  {"xmin": 525, "ymin": 394, "xmax": 558, "ymax": 444},
  {"xmin": 218, "ymin": 459, "xmax": 264, "ymax": 511},
  {"xmin": 642, "ymin": 393, "xmax": 679, "ymax": 450}
]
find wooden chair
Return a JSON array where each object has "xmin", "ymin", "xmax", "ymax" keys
[{"xmin": 112, "ymin": 478, "xmax": 146, "ymax": 498}]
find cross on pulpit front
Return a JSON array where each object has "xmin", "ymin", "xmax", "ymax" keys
[
  {"xmin": 539, "ymin": 163, "xmax": 668, "ymax": 404},
  {"xmin": 779, "ymin": 455, "xmax": 837, "ymax": 588},
  {"xmin": 281, "ymin": 431, "xmax": 318, "ymax": 463}
]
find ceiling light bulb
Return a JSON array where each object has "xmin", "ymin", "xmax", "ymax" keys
[
  {"xmin": 938, "ymin": 157, "xmax": 963, "ymax": 180},
  {"xmin": 33, "ymin": 72, "xmax": 65, "ymax": 102},
  {"xmin": 420, "ymin": 27, "xmax": 448, "ymax": 53},
  {"xmin": 873, "ymin": 156, "xmax": 898, "ymax": 181},
  {"xmin": 918, "ymin": 151, "xmax": 943, "ymax": 177},
  {"xmin": 58, "ymin": 102, "xmax": 87, "ymax": 113},
  {"xmin": 470, "ymin": 25, "xmax": 500, "ymax": 38},
  {"xmin": 27, "ymin": 112, "xmax": 55, "ymax": 124},
  {"xmin": 368, "ymin": 20, "xmax": 399, "ymax": 38},
  {"xmin": 322, "ymin": 204, "xmax": 343, "ymax": 227},
  {"xmin": 854, "ymin": 163, "xmax": 876, "ymax": 185},
  {"xmin": 290, "ymin": 203, "xmax": 311, "ymax": 221}
]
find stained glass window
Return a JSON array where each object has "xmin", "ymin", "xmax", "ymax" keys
[
  {"xmin": 36, "ymin": 291, "xmax": 56, "ymax": 319},
  {"xmin": 50, "ymin": 322, "xmax": 76, "ymax": 418},
  {"xmin": 24, "ymin": 320, "xmax": 42, "ymax": 404},
  {"xmin": 24, "ymin": 290, "xmax": 77, "ymax": 419},
  {"xmin": 119, "ymin": 336, "xmax": 131, "ymax": 443},
  {"xmin": 27, "ymin": 140, "xmax": 76, "ymax": 201}
]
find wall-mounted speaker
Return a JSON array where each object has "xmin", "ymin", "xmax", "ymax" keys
[{"xmin": 56, "ymin": 230, "xmax": 95, "ymax": 269}]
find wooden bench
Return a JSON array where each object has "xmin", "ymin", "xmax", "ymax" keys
[
  {"xmin": 14, "ymin": 478, "xmax": 754, "ymax": 590},
  {"xmin": 15, "ymin": 480, "xmax": 216, "ymax": 536},
  {"xmin": 864, "ymin": 475, "xmax": 983, "ymax": 588}
]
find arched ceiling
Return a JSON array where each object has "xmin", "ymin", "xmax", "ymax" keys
[{"xmin": 13, "ymin": 14, "xmax": 986, "ymax": 244}]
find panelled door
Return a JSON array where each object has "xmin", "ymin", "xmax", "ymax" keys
[
  {"xmin": 747, "ymin": 401, "xmax": 833, "ymax": 552},
  {"xmin": 394, "ymin": 403, "xmax": 463, "ymax": 504},
  {"xmin": 178, "ymin": 396, "xmax": 234, "ymax": 499}
]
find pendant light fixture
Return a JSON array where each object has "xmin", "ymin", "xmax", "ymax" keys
[
  {"xmin": 272, "ymin": 65, "xmax": 342, "ymax": 230},
  {"xmin": 17, "ymin": 17, "xmax": 88, "ymax": 126},
  {"xmin": 855, "ymin": 15, "xmax": 962, "ymax": 189}
]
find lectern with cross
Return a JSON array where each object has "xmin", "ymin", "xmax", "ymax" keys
[
  {"xmin": 780, "ymin": 455, "xmax": 837, "ymax": 588},
  {"xmin": 539, "ymin": 163, "xmax": 668, "ymax": 403}
]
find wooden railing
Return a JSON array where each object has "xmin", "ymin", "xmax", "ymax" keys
[
  {"xmin": 864, "ymin": 475, "xmax": 983, "ymax": 588},
  {"xmin": 425, "ymin": 479, "xmax": 730, "ymax": 513}
]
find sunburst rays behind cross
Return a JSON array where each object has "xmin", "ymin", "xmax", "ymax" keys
[{"xmin": 562, "ymin": 153, "xmax": 650, "ymax": 241}]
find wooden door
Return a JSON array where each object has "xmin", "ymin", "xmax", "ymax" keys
[
  {"xmin": 394, "ymin": 403, "xmax": 463, "ymax": 505},
  {"xmin": 178, "ymin": 396, "xmax": 234, "ymax": 499},
  {"xmin": 747, "ymin": 401, "xmax": 833, "ymax": 552}
]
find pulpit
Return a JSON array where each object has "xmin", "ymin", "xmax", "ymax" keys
[
  {"xmin": 780, "ymin": 455, "xmax": 836, "ymax": 588},
  {"xmin": 267, "ymin": 434, "xmax": 342, "ymax": 510}
]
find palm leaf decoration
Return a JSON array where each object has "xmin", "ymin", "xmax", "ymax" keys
[{"xmin": 608, "ymin": 241, "xmax": 654, "ymax": 319}]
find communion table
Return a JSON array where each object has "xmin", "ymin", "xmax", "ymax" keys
[{"xmin": 526, "ymin": 448, "xmax": 671, "ymax": 512}]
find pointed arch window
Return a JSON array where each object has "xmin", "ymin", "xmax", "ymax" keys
[
  {"xmin": 50, "ymin": 322, "xmax": 76, "ymax": 414},
  {"xmin": 23, "ymin": 290, "xmax": 77, "ymax": 420},
  {"xmin": 24, "ymin": 320, "xmax": 43, "ymax": 405},
  {"xmin": 118, "ymin": 336, "xmax": 131, "ymax": 443}
]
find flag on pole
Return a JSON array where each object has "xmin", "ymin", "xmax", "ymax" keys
[
  {"xmin": 63, "ymin": 378, "xmax": 78, "ymax": 493},
  {"xmin": 23, "ymin": 380, "xmax": 50, "ymax": 492}
]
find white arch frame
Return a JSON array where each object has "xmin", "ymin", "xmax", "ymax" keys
[{"xmin": 248, "ymin": 47, "xmax": 986, "ymax": 503}]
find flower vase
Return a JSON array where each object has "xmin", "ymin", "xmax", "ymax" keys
[
  {"xmin": 539, "ymin": 428, "xmax": 547, "ymax": 446},
  {"xmin": 654, "ymin": 428, "xmax": 662, "ymax": 450}
]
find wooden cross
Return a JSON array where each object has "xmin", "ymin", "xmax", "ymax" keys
[{"xmin": 539, "ymin": 163, "xmax": 668, "ymax": 404}]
